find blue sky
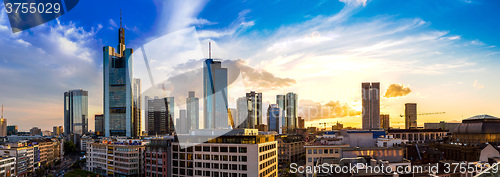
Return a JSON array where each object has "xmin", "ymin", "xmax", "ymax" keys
[{"xmin": 0, "ymin": 0, "xmax": 499, "ymax": 131}]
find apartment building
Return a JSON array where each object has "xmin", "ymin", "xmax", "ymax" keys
[
  {"xmin": 145, "ymin": 138, "xmax": 172, "ymax": 177},
  {"xmin": 0, "ymin": 155, "xmax": 16, "ymax": 177},
  {"xmin": 276, "ymin": 135, "xmax": 304, "ymax": 168},
  {"xmin": 172, "ymin": 129, "xmax": 278, "ymax": 177},
  {"xmin": 87, "ymin": 140, "xmax": 145, "ymax": 176}
]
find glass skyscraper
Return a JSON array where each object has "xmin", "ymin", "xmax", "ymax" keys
[
  {"xmin": 267, "ymin": 104, "xmax": 280, "ymax": 132},
  {"xmin": 132, "ymin": 78, "xmax": 141, "ymax": 137},
  {"xmin": 236, "ymin": 97, "xmax": 248, "ymax": 128},
  {"xmin": 186, "ymin": 91, "xmax": 199, "ymax": 131},
  {"xmin": 362, "ymin": 82, "xmax": 380, "ymax": 130},
  {"xmin": 64, "ymin": 89, "xmax": 88, "ymax": 135},
  {"xmin": 203, "ymin": 59, "xmax": 228, "ymax": 129},
  {"xmin": 145, "ymin": 96, "xmax": 175, "ymax": 135},
  {"xmin": 285, "ymin": 92, "xmax": 298, "ymax": 132},
  {"xmin": 242, "ymin": 91, "xmax": 262, "ymax": 129},
  {"xmin": 103, "ymin": 21, "xmax": 136, "ymax": 137}
]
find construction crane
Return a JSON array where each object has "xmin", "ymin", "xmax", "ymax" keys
[
  {"xmin": 399, "ymin": 112, "xmax": 446, "ymax": 117},
  {"xmin": 228, "ymin": 108, "xmax": 235, "ymax": 129}
]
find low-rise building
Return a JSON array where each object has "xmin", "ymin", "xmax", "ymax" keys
[
  {"xmin": 145, "ymin": 138, "xmax": 173, "ymax": 177},
  {"xmin": 0, "ymin": 155, "xmax": 16, "ymax": 177},
  {"xmin": 276, "ymin": 135, "xmax": 304, "ymax": 168},
  {"xmin": 387, "ymin": 128, "xmax": 447, "ymax": 143},
  {"xmin": 87, "ymin": 140, "xmax": 146, "ymax": 176}
]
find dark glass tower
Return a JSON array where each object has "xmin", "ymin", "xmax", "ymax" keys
[
  {"xmin": 145, "ymin": 96, "xmax": 175, "ymax": 135},
  {"xmin": 64, "ymin": 89, "xmax": 88, "ymax": 135},
  {"xmin": 362, "ymin": 82, "xmax": 380, "ymax": 130},
  {"xmin": 203, "ymin": 59, "xmax": 228, "ymax": 129}
]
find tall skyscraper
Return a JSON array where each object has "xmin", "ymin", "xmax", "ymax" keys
[
  {"xmin": 267, "ymin": 104, "xmax": 280, "ymax": 132},
  {"xmin": 203, "ymin": 59, "xmax": 228, "ymax": 129},
  {"xmin": 64, "ymin": 89, "xmax": 89, "ymax": 135},
  {"xmin": 132, "ymin": 78, "xmax": 141, "ymax": 137},
  {"xmin": 103, "ymin": 18, "xmax": 135, "ymax": 137},
  {"xmin": 186, "ymin": 91, "xmax": 200, "ymax": 130},
  {"xmin": 276, "ymin": 95, "xmax": 286, "ymax": 133},
  {"xmin": 236, "ymin": 97, "xmax": 248, "ymax": 128},
  {"xmin": 380, "ymin": 114, "xmax": 390, "ymax": 130},
  {"xmin": 95, "ymin": 114, "xmax": 104, "ymax": 136},
  {"xmin": 243, "ymin": 91, "xmax": 262, "ymax": 129},
  {"xmin": 0, "ymin": 105, "xmax": 6, "ymax": 137},
  {"xmin": 362, "ymin": 82, "xmax": 380, "ymax": 130},
  {"xmin": 53, "ymin": 126, "xmax": 63, "ymax": 136},
  {"xmin": 146, "ymin": 96, "xmax": 175, "ymax": 135},
  {"xmin": 285, "ymin": 92, "xmax": 298, "ymax": 132},
  {"xmin": 405, "ymin": 103, "xmax": 417, "ymax": 129}
]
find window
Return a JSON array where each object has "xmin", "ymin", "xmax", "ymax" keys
[
  {"xmin": 308, "ymin": 158, "xmax": 312, "ymax": 162},
  {"xmin": 319, "ymin": 149, "xmax": 322, "ymax": 154},
  {"xmin": 212, "ymin": 147, "xmax": 219, "ymax": 152},
  {"xmin": 329, "ymin": 149, "xmax": 333, "ymax": 154},
  {"xmin": 220, "ymin": 147, "xmax": 228, "ymax": 152},
  {"xmin": 230, "ymin": 147, "xmax": 237, "ymax": 153},
  {"xmin": 239, "ymin": 147, "xmax": 247, "ymax": 153},
  {"xmin": 335, "ymin": 149, "xmax": 339, "ymax": 153},
  {"xmin": 308, "ymin": 149, "xmax": 312, "ymax": 154},
  {"xmin": 313, "ymin": 149, "xmax": 317, "ymax": 154},
  {"xmin": 203, "ymin": 146, "xmax": 210, "ymax": 152},
  {"xmin": 324, "ymin": 149, "xmax": 328, "ymax": 154},
  {"xmin": 195, "ymin": 146, "xmax": 201, "ymax": 151}
]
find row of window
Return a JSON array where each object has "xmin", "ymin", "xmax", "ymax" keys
[
  {"xmin": 307, "ymin": 148, "xmax": 339, "ymax": 155},
  {"xmin": 259, "ymin": 144, "xmax": 276, "ymax": 153}
]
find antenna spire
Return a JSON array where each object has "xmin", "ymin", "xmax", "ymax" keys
[
  {"xmin": 209, "ymin": 42, "xmax": 211, "ymax": 59},
  {"xmin": 120, "ymin": 9, "xmax": 123, "ymax": 28}
]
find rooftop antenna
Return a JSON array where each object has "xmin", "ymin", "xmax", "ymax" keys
[{"xmin": 209, "ymin": 42, "xmax": 211, "ymax": 59}]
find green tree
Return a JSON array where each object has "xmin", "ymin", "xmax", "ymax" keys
[{"xmin": 64, "ymin": 141, "xmax": 77, "ymax": 154}]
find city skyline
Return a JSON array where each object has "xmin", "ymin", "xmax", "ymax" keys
[{"xmin": 1, "ymin": 0, "xmax": 500, "ymax": 131}]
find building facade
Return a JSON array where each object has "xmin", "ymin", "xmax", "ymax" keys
[
  {"xmin": 236, "ymin": 97, "xmax": 248, "ymax": 129},
  {"xmin": 186, "ymin": 91, "xmax": 200, "ymax": 131},
  {"xmin": 276, "ymin": 135, "xmax": 304, "ymax": 168},
  {"xmin": 64, "ymin": 89, "xmax": 89, "ymax": 135},
  {"xmin": 203, "ymin": 59, "xmax": 228, "ymax": 129},
  {"xmin": 87, "ymin": 140, "xmax": 145, "ymax": 176},
  {"xmin": 132, "ymin": 78, "xmax": 142, "ymax": 137},
  {"xmin": 172, "ymin": 133, "xmax": 278, "ymax": 177},
  {"xmin": 285, "ymin": 93, "xmax": 298, "ymax": 133},
  {"xmin": 103, "ymin": 22, "xmax": 136, "ymax": 137},
  {"xmin": 146, "ymin": 97, "xmax": 175, "ymax": 135},
  {"xmin": 267, "ymin": 104, "xmax": 280, "ymax": 132},
  {"xmin": 243, "ymin": 91, "xmax": 262, "ymax": 129},
  {"xmin": 95, "ymin": 114, "xmax": 104, "ymax": 136},
  {"xmin": 362, "ymin": 82, "xmax": 380, "ymax": 130},
  {"xmin": 387, "ymin": 129, "xmax": 447, "ymax": 143},
  {"xmin": 29, "ymin": 127, "xmax": 41, "ymax": 136},
  {"xmin": 380, "ymin": 114, "xmax": 390, "ymax": 130},
  {"xmin": 405, "ymin": 103, "xmax": 417, "ymax": 129},
  {"xmin": 6, "ymin": 125, "xmax": 17, "ymax": 136},
  {"xmin": 144, "ymin": 139, "xmax": 172, "ymax": 177}
]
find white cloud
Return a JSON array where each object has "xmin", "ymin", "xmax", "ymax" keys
[
  {"xmin": 473, "ymin": 80, "xmax": 484, "ymax": 89},
  {"xmin": 109, "ymin": 19, "xmax": 118, "ymax": 28}
]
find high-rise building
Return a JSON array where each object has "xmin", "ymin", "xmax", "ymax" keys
[
  {"xmin": 298, "ymin": 117, "xmax": 305, "ymax": 129},
  {"xmin": 203, "ymin": 59, "xmax": 228, "ymax": 129},
  {"xmin": 7, "ymin": 125, "xmax": 17, "ymax": 135},
  {"xmin": 0, "ymin": 105, "xmax": 5, "ymax": 137},
  {"xmin": 146, "ymin": 97, "xmax": 175, "ymax": 135},
  {"xmin": 52, "ymin": 126, "xmax": 63, "ymax": 136},
  {"xmin": 95, "ymin": 114, "xmax": 104, "ymax": 136},
  {"xmin": 176, "ymin": 109, "xmax": 188, "ymax": 134},
  {"xmin": 381, "ymin": 114, "xmax": 390, "ymax": 129},
  {"xmin": 103, "ymin": 18, "xmax": 135, "ymax": 137},
  {"xmin": 133, "ymin": 78, "xmax": 141, "ymax": 137},
  {"xmin": 405, "ymin": 103, "xmax": 417, "ymax": 129},
  {"xmin": 276, "ymin": 95, "xmax": 286, "ymax": 134},
  {"xmin": 236, "ymin": 97, "xmax": 248, "ymax": 128},
  {"xmin": 362, "ymin": 82, "xmax": 380, "ymax": 130},
  {"xmin": 267, "ymin": 104, "xmax": 280, "ymax": 132},
  {"xmin": 30, "ymin": 127, "xmax": 41, "ymax": 136},
  {"xmin": 64, "ymin": 89, "xmax": 89, "ymax": 135},
  {"xmin": 186, "ymin": 91, "xmax": 200, "ymax": 131},
  {"xmin": 243, "ymin": 91, "xmax": 262, "ymax": 129},
  {"xmin": 229, "ymin": 108, "xmax": 237, "ymax": 128},
  {"xmin": 285, "ymin": 92, "xmax": 298, "ymax": 132}
]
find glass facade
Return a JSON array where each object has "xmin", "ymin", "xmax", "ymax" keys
[
  {"xmin": 267, "ymin": 104, "xmax": 280, "ymax": 132},
  {"xmin": 64, "ymin": 89, "xmax": 88, "ymax": 135},
  {"xmin": 103, "ymin": 25, "xmax": 135, "ymax": 137},
  {"xmin": 285, "ymin": 92, "xmax": 298, "ymax": 132},
  {"xmin": 186, "ymin": 91, "xmax": 199, "ymax": 131},
  {"xmin": 146, "ymin": 96, "xmax": 175, "ymax": 135},
  {"xmin": 203, "ymin": 59, "xmax": 228, "ymax": 129}
]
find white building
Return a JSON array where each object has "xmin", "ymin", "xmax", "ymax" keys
[
  {"xmin": 0, "ymin": 155, "xmax": 16, "ymax": 177},
  {"xmin": 376, "ymin": 135, "xmax": 407, "ymax": 147},
  {"xmin": 173, "ymin": 131, "xmax": 278, "ymax": 177}
]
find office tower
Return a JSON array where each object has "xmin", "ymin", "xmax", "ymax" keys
[
  {"xmin": 52, "ymin": 126, "xmax": 63, "ymax": 136},
  {"xmin": 298, "ymin": 117, "xmax": 305, "ymax": 129},
  {"xmin": 59, "ymin": 126, "xmax": 63, "ymax": 136},
  {"xmin": 236, "ymin": 97, "xmax": 248, "ymax": 128},
  {"xmin": 176, "ymin": 110, "xmax": 187, "ymax": 134},
  {"xmin": 405, "ymin": 103, "xmax": 417, "ymax": 129},
  {"xmin": 203, "ymin": 59, "xmax": 228, "ymax": 129},
  {"xmin": 146, "ymin": 96, "xmax": 175, "ymax": 135},
  {"xmin": 95, "ymin": 114, "xmax": 104, "ymax": 136},
  {"xmin": 186, "ymin": 91, "xmax": 200, "ymax": 130},
  {"xmin": 30, "ymin": 127, "xmax": 41, "ymax": 136},
  {"xmin": 381, "ymin": 114, "xmax": 390, "ymax": 129},
  {"xmin": 276, "ymin": 95, "xmax": 286, "ymax": 134},
  {"xmin": 243, "ymin": 91, "xmax": 262, "ymax": 129},
  {"xmin": 132, "ymin": 78, "xmax": 141, "ymax": 137},
  {"xmin": 362, "ymin": 82, "xmax": 380, "ymax": 130},
  {"xmin": 285, "ymin": 92, "xmax": 298, "ymax": 132},
  {"xmin": 7, "ymin": 125, "xmax": 17, "ymax": 135},
  {"xmin": 103, "ymin": 18, "xmax": 135, "ymax": 137},
  {"xmin": 64, "ymin": 89, "xmax": 89, "ymax": 135},
  {"xmin": 267, "ymin": 104, "xmax": 280, "ymax": 132}
]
